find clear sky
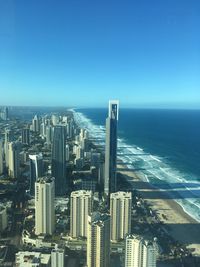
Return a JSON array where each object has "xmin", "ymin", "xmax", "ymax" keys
[{"xmin": 0, "ymin": 0, "xmax": 199, "ymax": 108}]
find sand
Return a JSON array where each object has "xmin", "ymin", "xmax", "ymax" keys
[{"xmin": 118, "ymin": 165, "xmax": 200, "ymax": 256}]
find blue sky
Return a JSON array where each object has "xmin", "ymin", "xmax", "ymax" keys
[{"xmin": 0, "ymin": 0, "xmax": 199, "ymax": 108}]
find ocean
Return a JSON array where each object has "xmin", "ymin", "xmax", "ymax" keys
[{"xmin": 73, "ymin": 108, "xmax": 200, "ymax": 222}]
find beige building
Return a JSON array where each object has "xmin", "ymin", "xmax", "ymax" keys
[
  {"xmin": 51, "ymin": 245, "xmax": 65, "ymax": 267},
  {"xmin": 15, "ymin": 251, "xmax": 51, "ymax": 267},
  {"xmin": 70, "ymin": 190, "xmax": 92, "ymax": 238},
  {"xmin": 125, "ymin": 234, "xmax": 157, "ymax": 267},
  {"xmin": 8, "ymin": 141, "xmax": 20, "ymax": 179},
  {"xmin": 87, "ymin": 212, "xmax": 110, "ymax": 267},
  {"xmin": 35, "ymin": 177, "xmax": 55, "ymax": 235},
  {"xmin": 110, "ymin": 191, "xmax": 132, "ymax": 242}
]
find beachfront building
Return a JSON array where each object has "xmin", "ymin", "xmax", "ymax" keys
[
  {"xmin": 70, "ymin": 190, "xmax": 92, "ymax": 238},
  {"xmin": 104, "ymin": 100, "xmax": 119, "ymax": 196},
  {"xmin": 87, "ymin": 212, "xmax": 110, "ymax": 267},
  {"xmin": 110, "ymin": 191, "xmax": 132, "ymax": 242},
  {"xmin": 35, "ymin": 177, "xmax": 55, "ymax": 235},
  {"xmin": 51, "ymin": 125, "xmax": 66, "ymax": 196},
  {"xmin": 125, "ymin": 234, "xmax": 157, "ymax": 267}
]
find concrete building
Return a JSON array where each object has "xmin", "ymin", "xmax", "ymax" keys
[
  {"xmin": 51, "ymin": 125, "xmax": 66, "ymax": 196},
  {"xmin": 110, "ymin": 191, "xmax": 132, "ymax": 242},
  {"xmin": 8, "ymin": 141, "xmax": 20, "ymax": 179},
  {"xmin": 4, "ymin": 129, "xmax": 13, "ymax": 167},
  {"xmin": 52, "ymin": 114, "xmax": 59, "ymax": 126},
  {"xmin": 66, "ymin": 144, "xmax": 69, "ymax": 161},
  {"xmin": 0, "ymin": 139, "xmax": 3, "ymax": 175},
  {"xmin": 46, "ymin": 125, "xmax": 52, "ymax": 145},
  {"xmin": 70, "ymin": 190, "xmax": 92, "ymax": 238},
  {"xmin": 125, "ymin": 234, "xmax": 157, "ymax": 267},
  {"xmin": 29, "ymin": 154, "xmax": 43, "ymax": 195},
  {"xmin": 87, "ymin": 212, "xmax": 110, "ymax": 267},
  {"xmin": 35, "ymin": 177, "xmax": 55, "ymax": 235},
  {"xmin": 104, "ymin": 100, "xmax": 119, "ymax": 195},
  {"xmin": 51, "ymin": 245, "xmax": 65, "ymax": 267},
  {"xmin": 32, "ymin": 115, "xmax": 40, "ymax": 132},
  {"xmin": 0, "ymin": 207, "xmax": 8, "ymax": 232},
  {"xmin": 15, "ymin": 251, "xmax": 51, "ymax": 267}
]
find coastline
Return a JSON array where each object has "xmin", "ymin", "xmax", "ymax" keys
[
  {"xmin": 118, "ymin": 164, "xmax": 200, "ymax": 256},
  {"xmin": 73, "ymin": 110, "xmax": 200, "ymax": 255}
]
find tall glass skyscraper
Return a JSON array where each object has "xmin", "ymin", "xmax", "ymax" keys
[
  {"xmin": 52, "ymin": 125, "xmax": 66, "ymax": 196},
  {"xmin": 29, "ymin": 153, "xmax": 43, "ymax": 195},
  {"xmin": 104, "ymin": 100, "xmax": 119, "ymax": 195}
]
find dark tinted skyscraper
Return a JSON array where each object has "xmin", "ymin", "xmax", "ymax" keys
[
  {"xmin": 52, "ymin": 125, "xmax": 66, "ymax": 196},
  {"xmin": 29, "ymin": 153, "xmax": 43, "ymax": 195},
  {"xmin": 22, "ymin": 128, "xmax": 30, "ymax": 145},
  {"xmin": 104, "ymin": 100, "xmax": 119, "ymax": 195}
]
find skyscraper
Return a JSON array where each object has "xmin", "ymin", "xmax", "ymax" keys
[
  {"xmin": 125, "ymin": 234, "xmax": 157, "ymax": 267},
  {"xmin": 110, "ymin": 191, "xmax": 132, "ymax": 242},
  {"xmin": 29, "ymin": 154, "xmax": 43, "ymax": 195},
  {"xmin": 22, "ymin": 128, "xmax": 30, "ymax": 145},
  {"xmin": 32, "ymin": 115, "xmax": 40, "ymax": 132},
  {"xmin": 52, "ymin": 125, "xmax": 66, "ymax": 196},
  {"xmin": 70, "ymin": 190, "xmax": 92, "ymax": 238},
  {"xmin": 0, "ymin": 139, "xmax": 3, "ymax": 175},
  {"xmin": 8, "ymin": 142, "xmax": 20, "ymax": 179},
  {"xmin": 87, "ymin": 212, "xmax": 110, "ymax": 267},
  {"xmin": 4, "ymin": 129, "xmax": 13, "ymax": 168},
  {"xmin": 51, "ymin": 245, "xmax": 65, "ymax": 267},
  {"xmin": 104, "ymin": 100, "xmax": 119, "ymax": 195},
  {"xmin": 35, "ymin": 177, "xmax": 55, "ymax": 235}
]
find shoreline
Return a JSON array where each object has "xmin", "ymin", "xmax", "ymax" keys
[
  {"xmin": 73, "ymin": 110, "xmax": 200, "ymax": 255},
  {"xmin": 118, "ymin": 164, "xmax": 200, "ymax": 256}
]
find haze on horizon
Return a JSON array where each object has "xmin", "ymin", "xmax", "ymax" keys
[{"xmin": 0, "ymin": 0, "xmax": 199, "ymax": 108}]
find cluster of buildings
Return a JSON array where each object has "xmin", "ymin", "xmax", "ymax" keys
[
  {"xmin": 0, "ymin": 107, "xmax": 8, "ymax": 121},
  {"xmin": 0, "ymin": 102, "xmax": 158, "ymax": 267}
]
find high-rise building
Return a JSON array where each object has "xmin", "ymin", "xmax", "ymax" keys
[
  {"xmin": 104, "ymin": 100, "xmax": 119, "ymax": 195},
  {"xmin": 0, "ymin": 207, "xmax": 7, "ymax": 232},
  {"xmin": 125, "ymin": 235, "xmax": 157, "ymax": 267},
  {"xmin": 66, "ymin": 144, "xmax": 69, "ymax": 161},
  {"xmin": 87, "ymin": 212, "xmax": 110, "ymax": 267},
  {"xmin": 35, "ymin": 177, "xmax": 55, "ymax": 235},
  {"xmin": 22, "ymin": 128, "xmax": 30, "ymax": 145},
  {"xmin": 0, "ymin": 107, "xmax": 8, "ymax": 120},
  {"xmin": 32, "ymin": 115, "xmax": 40, "ymax": 132},
  {"xmin": 52, "ymin": 114, "xmax": 59, "ymax": 126},
  {"xmin": 46, "ymin": 125, "xmax": 52, "ymax": 145},
  {"xmin": 8, "ymin": 142, "xmax": 20, "ymax": 179},
  {"xmin": 29, "ymin": 154, "xmax": 43, "ymax": 195},
  {"xmin": 52, "ymin": 125, "xmax": 66, "ymax": 196},
  {"xmin": 51, "ymin": 245, "xmax": 65, "ymax": 267},
  {"xmin": 0, "ymin": 139, "xmax": 3, "ymax": 175},
  {"xmin": 110, "ymin": 191, "xmax": 132, "ymax": 242},
  {"xmin": 70, "ymin": 190, "xmax": 92, "ymax": 238},
  {"xmin": 4, "ymin": 129, "xmax": 13, "ymax": 167}
]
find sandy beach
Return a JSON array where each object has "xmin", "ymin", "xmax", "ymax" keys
[{"xmin": 118, "ymin": 165, "xmax": 200, "ymax": 256}]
